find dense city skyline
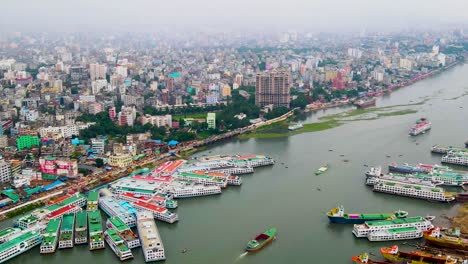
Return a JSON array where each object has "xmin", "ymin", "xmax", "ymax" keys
[{"xmin": 1, "ymin": 0, "xmax": 468, "ymax": 33}]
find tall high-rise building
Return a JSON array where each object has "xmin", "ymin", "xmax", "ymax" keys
[
  {"xmin": 89, "ymin": 63, "xmax": 107, "ymax": 81},
  {"xmin": 70, "ymin": 65, "xmax": 83, "ymax": 85},
  {"xmin": 255, "ymin": 69, "xmax": 291, "ymax": 108}
]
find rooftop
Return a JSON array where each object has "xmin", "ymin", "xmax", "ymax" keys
[
  {"xmin": 87, "ymin": 210, "xmax": 103, "ymax": 234},
  {"xmin": 88, "ymin": 191, "xmax": 99, "ymax": 202},
  {"xmin": 366, "ymin": 216, "xmax": 425, "ymax": 227},
  {"xmin": 46, "ymin": 194, "xmax": 86, "ymax": 212},
  {"xmin": 0, "ymin": 227, "xmax": 20, "ymax": 238},
  {"xmin": 387, "ymin": 227, "xmax": 418, "ymax": 233},
  {"xmin": 42, "ymin": 218, "xmax": 61, "ymax": 245},
  {"xmin": 75, "ymin": 211, "xmax": 87, "ymax": 229},
  {"xmin": 108, "ymin": 216, "xmax": 130, "ymax": 232},
  {"xmin": 61, "ymin": 213, "xmax": 75, "ymax": 232}
]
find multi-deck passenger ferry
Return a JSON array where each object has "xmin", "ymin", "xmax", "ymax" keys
[
  {"xmin": 442, "ymin": 151, "xmax": 468, "ymax": 166},
  {"xmin": 409, "ymin": 118, "xmax": 431, "ymax": 136},
  {"xmin": 87, "ymin": 210, "xmax": 105, "ymax": 250},
  {"xmin": 231, "ymin": 155, "xmax": 275, "ymax": 168},
  {"xmin": 58, "ymin": 213, "xmax": 75, "ymax": 249},
  {"xmin": 104, "ymin": 229, "xmax": 133, "ymax": 261},
  {"xmin": 352, "ymin": 216, "xmax": 433, "ymax": 238},
  {"xmin": 431, "ymin": 144, "xmax": 468, "ymax": 154},
  {"xmin": 86, "ymin": 191, "xmax": 99, "ymax": 211},
  {"xmin": 168, "ymin": 181, "xmax": 222, "ymax": 198},
  {"xmin": 0, "ymin": 231, "xmax": 42, "ymax": 263},
  {"xmin": 40, "ymin": 218, "xmax": 62, "ymax": 254},
  {"xmin": 136, "ymin": 211, "xmax": 165, "ymax": 262},
  {"xmin": 0, "ymin": 227, "xmax": 22, "ymax": 243},
  {"xmin": 132, "ymin": 200, "xmax": 178, "ymax": 223},
  {"xmin": 74, "ymin": 211, "xmax": 88, "ymax": 245},
  {"xmin": 119, "ymin": 192, "xmax": 178, "ymax": 209},
  {"xmin": 14, "ymin": 214, "xmax": 40, "ymax": 229},
  {"xmin": 372, "ymin": 179, "xmax": 455, "ymax": 202},
  {"xmin": 367, "ymin": 226, "xmax": 423, "ymax": 241},
  {"xmin": 366, "ymin": 173, "xmax": 441, "ymax": 187},
  {"xmin": 174, "ymin": 172, "xmax": 228, "ymax": 188},
  {"xmin": 98, "ymin": 196, "xmax": 137, "ymax": 227},
  {"xmin": 106, "ymin": 216, "xmax": 140, "ymax": 249}
]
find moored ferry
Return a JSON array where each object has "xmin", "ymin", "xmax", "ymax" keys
[
  {"xmin": 168, "ymin": 181, "xmax": 222, "ymax": 198},
  {"xmin": 119, "ymin": 192, "xmax": 178, "ymax": 209},
  {"xmin": 192, "ymin": 170, "xmax": 242, "ymax": 186},
  {"xmin": 0, "ymin": 231, "xmax": 42, "ymax": 263},
  {"xmin": 409, "ymin": 118, "xmax": 431, "ymax": 136},
  {"xmin": 366, "ymin": 173, "xmax": 441, "ymax": 187},
  {"xmin": 288, "ymin": 123, "xmax": 303, "ymax": 131},
  {"xmin": 104, "ymin": 229, "xmax": 134, "ymax": 261},
  {"xmin": 58, "ymin": 213, "xmax": 75, "ymax": 249},
  {"xmin": 442, "ymin": 152, "xmax": 468, "ymax": 166},
  {"xmin": 87, "ymin": 191, "xmax": 99, "ymax": 211},
  {"xmin": 106, "ymin": 216, "xmax": 140, "ymax": 249},
  {"xmin": 14, "ymin": 214, "xmax": 40, "ymax": 229},
  {"xmin": 380, "ymin": 245, "xmax": 460, "ymax": 264},
  {"xmin": 431, "ymin": 144, "xmax": 468, "ymax": 154},
  {"xmin": 430, "ymin": 170, "xmax": 468, "ymax": 187},
  {"xmin": 174, "ymin": 172, "xmax": 228, "ymax": 188},
  {"xmin": 365, "ymin": 166, "xmax": 382, "ymax": 177},
  {"xmin": 388, "ymin": 163, "xmax": 430, "ymax": 174},
  {"xmin": 136, "ymin": 211, "xmax": 165, "ymax": 262},
  {"xmin": 352, "ymin": 216, "xmax": 433, "ymax": 238},
  {"xmin": 423, "ymin": 227, "xmax": 468, "ymax": 251},
  {"xmin": 372, "ymin": 179, "xmax": 455, "ymax": 202},
  {"xmin": 98, "ymin": 196, "xmax": 137, "ymax": 227},
  {"xmin": 231, "ymin": 155, "xmax": 275, "ymax": 168},
  {"xmin": 367, "ymin": 227, "xmax": 423, "ymax": 241},
  {"xmin": 40, "ymin": 218, "xmax": 62, "ymax": 254},
  {"xmin": 354, "ymin": 97, "xmax": 376, "ymax": 108},
  {"xmin": 87, "ymin": 210, "xmax": 105, "ymax": 250},
  {"xmin": 132, "ymin": 200, "xmax": 178, "ymax": 223},
  {"xmin": 74, "ymin": 211, "xmax": 88, "ymax": 244},
  {"xmin": 326, "ymin": 206, "xmax": 408, "ymax": 224},
  {"xmin": 0, "ymin": 227, "xmax": 22, "ymax": 243}
]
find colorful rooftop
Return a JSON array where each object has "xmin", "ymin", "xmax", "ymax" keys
[
  {"xmin": 88, "ymin": 210, "xmax": 103, "ymax": 234},
  {"xmin": 133, "ymin": 200, "xmax": 167, "ymax": 213},
  {"xmin": 0, "ymin": 227, "xmax": 20, "ymax": 238},
  {"xmin": 61, "ymin": 213, "xmax": 75, "ymax": 232},
  {"xmin": 47, "ymin": 205, "xmax": 77, "ymax": 219},
  {"xmin": 387, "ymin": 227, "xmax": 418, "ymax": 233},
  {"xmin": 46, "ymin": 194, "xmax": 86, "ymax": 212},
  {"xmin": 75, "ymin": 211, "xmax": 87, "ymax": 230},
  {"xmin": 42, "ymin": 218, "xmax": 61, "ymax": 245},
  {"xmin": 88, "ymin": 191, "xmax": 99, "ymax": 202},
  {"xmin": 108, "ymin": 216, "xmax": 130, "ymax": 232}
]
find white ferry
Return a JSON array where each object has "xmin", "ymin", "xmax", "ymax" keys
[
  {"xmin": 231, "ymin": 155, "xmax": 275, "ymax": 168},
  {"xmin": 98, "ymin": 196, "xmax": 138, "ymax": 227},
  {"xmin": 372, "ymin": 179, "xmax": 455, "ymax": 202},
  {"xmin": 132, "ymin": 200, "xmax": 178, "ymax": 224},
  {"xmin": 119, "ymin": 192, "xmax": 178, "ymax": 209},
  {"xmin": 442, "ymin": 152, "xmax": 468, "ymax": 166},
  {"xmin": 168, "ymin": 181, "xmax": 222, "ymax": 198},
  {"xmin": 40, "ymin": 218, "xmax": 62, "ymax": 254},
  {"xmin": 367, "ymin": 227, "xmax": 423, "ymax": 241},
  {"xmin": 180, "ymin": 163, "xmax": 254, "ymax": 175},
  {"xmin": 14, "ymin": 214, "xmax": 40, "ymax": 229},
  {"xmin": 137, "ymin": 211, "xmax": 165, "ymax": 262},
  {"xmin": 106, "ymin": 216, "xmax": 140, "ymax": 249},
  {"xmin": 174, "ymin": 172, "xmax": 228, "ymax": 188},
  {"xmin": 58, "ymin": 213, "xmax": 75, "ymax": 249},
  {"xmin": 352, "ymin": 216, "xmax": 433, "ymax": 238},
  {"xmin": 409, "ymin": 118, "xmax": 431, "ymax": 136},
  {"xmin": 0, "ymin": 227, "xmax": 22, "ymax": 243},
  {"xmin": 0, "ymin": 231, "xmax": 42, "ymax": 263},
  {"xmin": 104, "ymin": 229, "xmax": 134, "ymax": 261},
  {"xmin": 366, "ymin": 174, "xmax": 440, "ymax": 187},
  {"xmin": 288, "ymin": 123, "xmax": 303, "ymax": 131}
]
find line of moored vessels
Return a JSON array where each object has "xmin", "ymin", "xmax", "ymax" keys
[{"xmin": 0, "ymin": 154, "xmax": 275, "ymax": 263}]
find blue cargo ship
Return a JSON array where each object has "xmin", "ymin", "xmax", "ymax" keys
[
  {"xmin": 388, "ymin": 163, "xmax": 427, "ymax": 174},
  {"xmin": 326, "ymin": 206, "xmax": 408, "ymax": 224}
]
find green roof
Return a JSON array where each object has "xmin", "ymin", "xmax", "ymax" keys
[
  {"xmin": 0, "ymin": 227, "xmax": 20, "ymax": 238},
  {"xmin": 75, "ymin": 211, "xmax": 87, "ymax": 229},
  {"xmin": 106, "ymin": 229, "xmax": 129, "ymax": 252},
  {"xmin": 120, "ymin": 187, "xmax": 155, "ymax": 194},
  {"xmin": 88, "ymin": 210, "xmax": 103, "ymax": 234},
  {"xmin": 179, "ymin": 172, "xmax": 223, "ymax": 181},
  {"xmin": 387, "ymin": 227, "xmax": 418, "ymax": 233},
  {"xmin": 367, "ymin": 216, "xmax": 424, "ymax": 226},
  {"xmin": 16, "ymin": 214, "xmax": 39, "ymax": 225},
  {"xmin": 46, "ymin": 194, "xmax": 86, "ymax": 212},
  {"xmin": 42, "ymin": 218, "xmax": 61, "ymax": 245},
  {"xmin": 87, "ymin": 191, "xmax": 99, "ymax": 202},
  {"xmin": 61, "ymin": 213, "xmax": 75, "ymax": 232},
  {"xmin": 0, "ymin": 231, "xmax": 40, "ymax": 252},
  {"xmin": 108, "ymin": 216, "xmax": 129, "ymax": 232}
]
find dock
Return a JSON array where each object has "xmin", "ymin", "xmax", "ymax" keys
[
  {"xmin": 58, "ymin": 213, "xmax": 75, "ymax": 249},
  {"xmin": 87, "ymin": 210, "xmax": 105, "ymax": 250},
  {"xmin": 74, "ymin": 211, "xmax": 87, "ymax": 244}
]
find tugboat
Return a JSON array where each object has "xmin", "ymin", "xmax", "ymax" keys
[
  {"xmin": 354, "ymin": 98, "xmax": 376, "ymax": 108},
  {"xmin": 315, "ymin": 164, "xmax": 329, "ymax": 175},
  {"xmin": 288, "ymin": 123, "xmax": 303, "ymax": 131},
  {"xmin": 245, "ymin": 228, "xmax": 276, "ymax": 252}
]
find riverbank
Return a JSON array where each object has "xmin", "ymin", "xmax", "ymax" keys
[{"xmin": 452, "ymin": 202, "xmax": 468, "ymax": 233}]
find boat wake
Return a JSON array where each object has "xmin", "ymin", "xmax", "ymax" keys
[{"xmin": 234, "ymin": 252, "xmax": 248, "ymax": 262}]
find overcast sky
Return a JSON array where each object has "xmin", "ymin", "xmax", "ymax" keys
[{"xmin": 1, "ymin": 0, "xmax": 468, "ymax": 33}]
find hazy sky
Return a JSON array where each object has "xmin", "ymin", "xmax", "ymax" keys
[{"xmin": 1, "ymin": 0, "xmax": 468, "ymax": 32}]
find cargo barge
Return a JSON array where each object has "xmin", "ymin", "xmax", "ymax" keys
[{"xmin": 326, "ymin": 206, "xmax": 408, "ymax": 224}]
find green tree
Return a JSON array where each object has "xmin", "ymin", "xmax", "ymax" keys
[{"xmin": 95, "ymin": 158, "xmax": 104, "ymax": 168}]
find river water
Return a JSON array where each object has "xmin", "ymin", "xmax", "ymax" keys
[{"xmin": 4, "ymin": 63, "xmax": 468, "ymax": 264}]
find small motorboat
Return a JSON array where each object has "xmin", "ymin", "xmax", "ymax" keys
[{"xmin": 315, "ymin": 164, "xmax": 329, "ymax": 175}]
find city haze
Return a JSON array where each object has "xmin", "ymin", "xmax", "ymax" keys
[{"xmin": 1, "ymin": 0, "xmax": 468, "ymax": 32}]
